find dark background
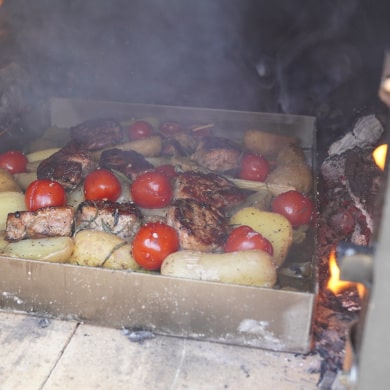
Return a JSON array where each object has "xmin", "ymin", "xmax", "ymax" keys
[{"xmin": 0, "ymin": 0, "xmax": 389, "ymax": 119}]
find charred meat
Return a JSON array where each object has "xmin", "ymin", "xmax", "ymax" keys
[
  {"xmin": 37, "ymin": 141, "xmax": 97, "ymax": 190},
  {"xmin": 191, "ymin": 136, "xmax": 242, "ymax": 173},
  {"xmin": 99, "ymin": 148, "xmax": 153, "ymax": 180},
  {"xmin": 166, "ymin": 198, "xmax": 228, "ymax": 251},
  {"xmin": 69, "ymin": 118, "xmax": 123, "ymax": 151},
  {"xmin": 5, "ymin": 206, "xmax": 74, "ymax": 242},
  {"xmin": 75, "ymin": 200, "xmax": 143, "ymax": 241},
  {"xmin": 174, "ymin": 171, "xmax": 246, "ymax": 209}
]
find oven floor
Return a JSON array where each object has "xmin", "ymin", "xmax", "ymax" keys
[{"xmin": 0, "ymin": 310, "xmax": 320, "ymax": 389}]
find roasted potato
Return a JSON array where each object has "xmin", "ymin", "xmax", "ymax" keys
[
  {"xmin": 13, "ymin": 171, "xmax": 37, "ymax": 191},
  {"xmin": 277, "ymin": 144, "xmax": 307, "ymax": 165},
  {"xmin": 161, "ymin": 249, "xmax": 277, "ymax": 288},
  {"xmin": 0, "ymin": 236, "xmax": 74, "ymax": 263},
  {"xmin": 266, "ymin": 163, "xmax": 313, "ymax": 194},
  {"xmin": 230, "ymin": 207, "xmax": 293, "ymax": 267},
  {"xmin": 0, "ymin": 192, "xmax": 26, "ymax": 231},
  {"xmin": 26, "ymin": 148, "xmax": 60, "ymax": 163},
  {"xmin": 243, "ymin": 129, "xmax": 298, "ymax": 158},
  {"xmin": 69, "ymin": 229, "xmax": 140, "ymax": 271},
  {"xmin": 0, "ymin": 168, "xmax": 21, "ymax": 192}
]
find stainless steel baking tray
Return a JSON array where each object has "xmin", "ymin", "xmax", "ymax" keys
[{"xmin": 0, "ymin": 97, "xmax": 317, "ymax": 353}]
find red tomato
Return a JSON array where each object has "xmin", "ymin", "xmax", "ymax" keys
[
  {"xmin": 239, "ymin": 153, "xmax": 269, "ymax": 182},
  {"xmin": 272, "ymin": 190, "xmax": 314, "ymax": 227},
  {"xmin": 0, "ymin": 150, "xmax": 28, "ymax": 174},
  {"xmin": 130, "ymin": 171, "xmax": 173, "ymax": 208},
  {"xmin": 128, "ymin": 120, "xmax": 153, "ymax": 140},
  {"xmin": 159, "ymin": 121, "xmax": 182, "ymax": 136},
  {"xmin": 132, "ymin": 221, "xmax": 179, "ymax": 270},
  {"xmin": 224, "ymin": 225, "xmax": 273, "ymax": 255},
  {"xmin": 153, "ymin": 164, "xmax": 177, "ymax": 179},
  {"xmin": 25, "ymin": 179, "xmax": 66, "ymax": 211},
  {"xmin": 84, "ymin": 169, "xmax": 121, "ymax": 201}
]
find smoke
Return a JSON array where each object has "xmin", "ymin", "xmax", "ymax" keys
[{"xmin": 1, "ymin": 0, "xmax": 271, "ymax": 111}]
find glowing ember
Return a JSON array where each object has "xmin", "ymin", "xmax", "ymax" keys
[
  {"xmin": 373, "ymin": 144, "xmax": 388, "ymax": 171},
  {"xmin": 327, "ymin": 249, "xmax": 365, "ymax": 299}
]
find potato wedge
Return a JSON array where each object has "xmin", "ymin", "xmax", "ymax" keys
[
  {"xmin": 266, "ymin": 163, "xmax": 313, "ymax": 194},
  {"xmin": 0, "ymin": 236, "xmax": 74, "ymax": 263},
  {"xmin": 277, "ymin": 144, "xmax": 307, "ymax": 165},
  {"xmin": 26, "ymin": 148, "xmax": 60, "ymax": 163},
  {"xmin": 0, "ymin": 192, "xmax": 26, "ymax": 231},
  {"xmin": 230, "ymin": 207, "xmax": 293, "ymax": 267},
  {"xmin": 13, "ymin": 171, "xmax": 37, "ymax": 191},
  {"xmin": 161, "ymin": 249, "xmax": 276, "ymax": 288},
  {"xmin": 0, "ymin": 168, "xmax": 21, "ymax": 192},
  {"xmin": 243, "ymin": 129, "xmax": 298, "ymax": 158},
  {"xmin": 0, "ymin": 232, "xmax": 8, "ymax": 250},
  {"xmin": 69, "ymin": 229, "xmax": 140, "ymax": 271}
]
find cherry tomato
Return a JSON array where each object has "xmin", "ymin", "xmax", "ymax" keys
[
  {"xmin": 159, "ymin": 121, "xmax": 182, "ymax": 136},
  {"xmin": 0, "ymin": 150, "xmax": 28, "ymax": 174},
  {"xmin": 239, "ymin": 153, "xmax": 269, "ymax": 182},
  {"xmin": 271, "ymin": 190, "xmax": 314, "ymax": 227},
  {"xmin": 128, "ymin": 120, "xmax": 153, "ymax": 140},
  {"xmin": 84, "ymin": 169, "xmax": 121, "ymax": 201},
  {"xmin": 153, "ymin": 164, "xmax": 177, "ymax": 179},
  {"xmin": 224, "ymin": 225, "xmax": 273, "ymax": 255},
  {"xmin": 130, "ymin": 171, "xmax": 173, "ymax": 208},
  {"xmin": 132, "ymin": 221, "xmax": 179, "ymax": 270},
  {"xmin": 25, "ymin": 179, "xmax": 66, "ymax": 211}
]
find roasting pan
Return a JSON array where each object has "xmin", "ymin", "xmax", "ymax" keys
[{"xmin": 0, "ymin": 97, "xmax": 317, "ymax": 353}]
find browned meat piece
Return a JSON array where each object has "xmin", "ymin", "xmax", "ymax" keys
[
  {"xmin": 191, "ymin": 136, "xmax": 242, "ymax": 173},
  {"xmin": 166, "ymin": 198, "xmax": 228, "ymax": 251},
  {"xmin": 99, "ymin": 148, "xmax": 153, "ymax": 180},
  {"xmin": 5, "ymin": 206, "xmax": 74, "ymax": 242},
  {"xmin": 75, "ymin": 200, "xmax": 143, "ymax": 241},
  {"xmin": 69, "ymin": 118, "xmax": 123, "ymax": 151},
  {"xmin": 37, "ymin": 141, "xmax": 97, "ymax": 190},
  {"xmin": 174, "ymin": 171, "xmax": 246, "ymax": 209}
]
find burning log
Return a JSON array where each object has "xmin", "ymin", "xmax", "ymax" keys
[{"xmin": 314, "ymin": 112, "xmax": 387, "ymax": 388}]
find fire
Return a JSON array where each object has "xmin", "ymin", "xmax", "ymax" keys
[
  {"xmin": 373, "ymin": 144, "xmax": 388, "ymax": 171},
  {"xmin": 326, "ymin": 249, "xmax": 365, "ymax": 299}
]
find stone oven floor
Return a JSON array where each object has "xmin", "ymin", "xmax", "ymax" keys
[{"xmin": 0, "ymin": 310, "xmax": 321, "ymax": 389}]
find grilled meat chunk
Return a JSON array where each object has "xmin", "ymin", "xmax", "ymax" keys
[
  {"xmin": 69, "ymin": 118, "xmax": 123, "ymax": 151},
  {"xmin": 5, "ymin": 206, "xmax": 74, "ymax": 242},
  {"xmin": 37, "ymin": 141, "xmax": 97, "ymax": 190},
  {"xmin": 166, "ymin": 198, "xmax": 228, "ymax": 251},
  {"xmin": 99, "ymin": 148, "xmax": 153, "ymax": 180},
  {"xmin": 75, "ymin": 200, "xmax": 143, "ymax": 241},
  {"xmin": 174, "ymin": 171, "xmax": 246, "ymax": 209},
  {"xmin": 191, "ymin": 136, "xmax": 242, "ymax": 173}
]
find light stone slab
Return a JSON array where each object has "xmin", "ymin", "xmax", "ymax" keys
[
  {"xmin": 44, "ymin": 322, "xmax": 321, "ymax": 390},
  {"xmin": 0, "ymin": 311, "xmax": 77, "ymax": 390}
]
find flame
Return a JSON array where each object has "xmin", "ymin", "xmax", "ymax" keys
[
  {"xmin": 326, "ymin": 249, "xmax": 365, "ymax": 299},
  {"xmin": 373, "ymin": 144, "xmax": 388, "ymax": 171}
]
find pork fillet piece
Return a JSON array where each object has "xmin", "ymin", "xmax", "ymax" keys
[
  {"xmin": 5, "ymin": 206, "xmax": 74, "ymax": 241},
  {"xmin": 191, "ymin": 136, "xmax": 242, "ymax": 173},
  {"xmin": 166, "ymin": 198, "xmax": 228, "ymax": 251},
  {"xmin": 37, "ymin": 141, "xmax": 97, "ymax": 190},
  {"xmin": 75, "ymin": 200, "xmax": 143, "ymax": 241},
  {"xmin": 69, "ymin": 118, "xmax": 123, "ymax": 151},
  {"xmin": 174, "ymin": 171, "xmax": 246, "ymax": 209},
  {"xmin": 99, "ymin": 148, "xmax": 153, "ymax": 180}
]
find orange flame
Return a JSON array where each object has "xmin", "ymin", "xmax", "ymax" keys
[
  {"xmin": 326, "ymin": 249, "xmax": 365, "ymax": 299},
  {"xmin": 373, "ymin": 144, "xmax": 388, "ymax": 171}
]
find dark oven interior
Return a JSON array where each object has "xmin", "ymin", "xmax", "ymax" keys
[{"xmin": 0, "ymin": 1, "xmax": 390, "ymax": 389}]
